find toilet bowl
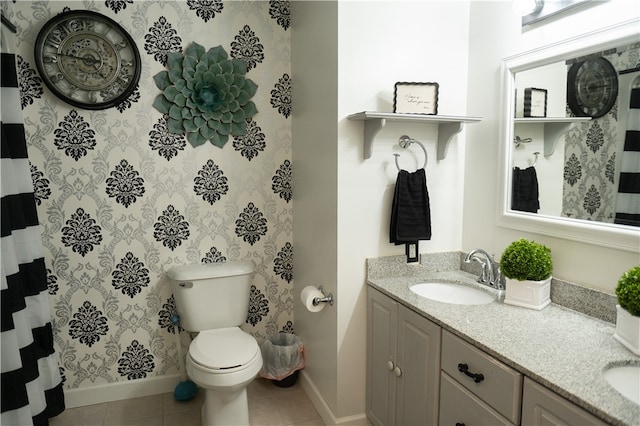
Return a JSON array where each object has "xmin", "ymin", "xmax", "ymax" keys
[
  {"xmin": 167, "ymin": 261, "xmax": 261, "ymax": 426},
  {"xmin": 186, "ymin": 328, "xmax": 263, "ymax": 425}
]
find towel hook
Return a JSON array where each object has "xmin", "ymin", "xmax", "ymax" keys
[
  {"xmin": 513, "ymin": 135, "xmax": 532, "ymax": 147},
  {"xmin": 531, "ymin": 151, "xmax": 539, "ymax": 167},
  {"xmin": 394, "ymin": 135, "xmax": 427, "ymax": 171}
]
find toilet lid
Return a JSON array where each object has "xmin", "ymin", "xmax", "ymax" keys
[{"xmin": 189, "ymin": 327, "xmax": 259, "ymax": 370}]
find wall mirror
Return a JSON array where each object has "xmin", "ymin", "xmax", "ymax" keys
[{"xmin": 498, "ymin": 19, "xmax": 640, "ymax": 252}]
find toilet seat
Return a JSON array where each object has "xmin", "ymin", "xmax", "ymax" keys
[{"xmin": 189, "ymin": 327, "xmax": 260, "ymax": 373}]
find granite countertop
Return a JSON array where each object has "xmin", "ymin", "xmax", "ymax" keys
[{"xmin": 367, "ymin": 266, "xmax": 640, "ymax": 426}]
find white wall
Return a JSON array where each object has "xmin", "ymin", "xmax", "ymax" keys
[
  {"xmin": 292, "ymin": 1, "xmax": 340, "ymax": 417},
  {"xmin": 336, "ymin": 1, "xmax": 470, "ymax": 418},
  {"xmin": 464, "ymin": 0, "xmax": 640, "ymax": 292},
  {"xmin": 512, "ymin": 63, "xmax": 572, "ymax": 217},
  {"xmin": 293, "ymin": 0, "xmax": 471, "ymax": 422},
  {"xmin": 513, "ymin": 62, "xmax": 567, "ymax": 217}
]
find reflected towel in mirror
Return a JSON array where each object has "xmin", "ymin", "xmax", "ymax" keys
[{"xmin": 512, "ymin": 166, "xmax": 539, "ymax": 213}]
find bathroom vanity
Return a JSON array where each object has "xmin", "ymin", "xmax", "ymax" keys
[{"xmin": 366, "ymin": 254, "xmax": 639, "ymax": 426}]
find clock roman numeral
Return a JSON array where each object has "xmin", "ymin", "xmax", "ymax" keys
[
  {"xmin": 62, "ymin": 22, "xmax": 77, "ymax": 34},
  {"xmin": 114, "ymin": 39, "xmax": 128, "ymax": 50},
  {"xmin": 46, "ymin": 39, "xmax": 61, "ymax": 49},
  {"xmin": 47, "ymin": 28, "xmax": 67, "ymax": 46},
  {"xmin": 50, "ymin": 73, "xmax": 65, "ymax": 83}
]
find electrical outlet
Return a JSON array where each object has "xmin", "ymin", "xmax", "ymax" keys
[{"xmin": 406, "ymin": 242, "xmax": 419, "ymax": 263}]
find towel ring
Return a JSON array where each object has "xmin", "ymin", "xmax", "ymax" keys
[{"xmin": 394, "ymin": 135, "xmax": 427, "ymax": 171}]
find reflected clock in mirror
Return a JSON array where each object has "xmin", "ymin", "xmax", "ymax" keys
[
  {"xmin": 567, "ymin": 57, "xmax": 618, "ymax": 118},
  {"xmin": 499, "ymin": 20, "xmax": 640, "ymax": 252}
]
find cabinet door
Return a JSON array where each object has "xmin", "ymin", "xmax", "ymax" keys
[
  {"xmin": 440, "ymin": 372, "xmax": 512, "ymax": 426},
  {"xmin": 521, "ymin": 377, "xmax": 608, "ymax": 426},
  {"xmin": 367, "ymin": 288, "xmax": 397, "ymax": 426},
  {"xmin": 395, "ymin": 306, "xmax": 441, "ymax": 426}
]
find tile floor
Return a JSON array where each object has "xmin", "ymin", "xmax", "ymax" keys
[{"xmin": 49, "ymin": 378, "xmax": 324, "ymax": 426}]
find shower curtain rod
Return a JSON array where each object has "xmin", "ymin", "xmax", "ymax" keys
[{"xmin": 1, "ymin": 15, "xmax": 17, "ymax": 33}]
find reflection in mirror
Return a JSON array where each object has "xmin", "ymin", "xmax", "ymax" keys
[{"xmin": 499, "ymin": 20, "xmax": 640, "ymax": 252}]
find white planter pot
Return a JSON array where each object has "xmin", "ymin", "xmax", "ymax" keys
[
  {"xmin": 504, "ymin": 277, "xmax": 551, "ymax": 310},
  {"xmin": 614, "ymin": 305, "xmax": 640, "ymax": 356}
]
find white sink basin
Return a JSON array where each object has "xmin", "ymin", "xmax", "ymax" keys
[
  {"xmin": 604, "ymin": 365, "xmax": 640, "ymax": 405},
  {"xmin": 409, "ymin": 282, "xmax": 495, "ymax": 305}
]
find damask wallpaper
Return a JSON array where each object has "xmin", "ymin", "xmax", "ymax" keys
[
  {"xmin": 562, "ymin": 45, "xmax": 639, "ymax": 222},
  {"xmin": 3, "ymin": 0, "xmax": 293, "ymax": 391}
]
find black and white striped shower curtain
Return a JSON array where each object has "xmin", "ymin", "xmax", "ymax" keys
[
  {"xmin": 1, "ymin": 21, "xmax": 65, "ymax": 425},
  {"xmin": 615, "ymin": 83, "xmax": 640, "ymax": 227}
]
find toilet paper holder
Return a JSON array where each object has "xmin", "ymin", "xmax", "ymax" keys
[{"xmin": 313, "ymin": 286, "xmax": 334, "ymax": 306}]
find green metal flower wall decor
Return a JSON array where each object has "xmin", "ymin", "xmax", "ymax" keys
[{"xmin": 152, "ymin": 42, "xmax": 258, "ymax": 147}]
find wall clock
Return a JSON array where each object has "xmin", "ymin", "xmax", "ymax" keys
[
  {"xmin": 567, "ymin": 57, "xmax": 618, "ymax": 118},
  {"xmin": 34, "ymin": 10, "xmax": 141, "ymax": 110}
]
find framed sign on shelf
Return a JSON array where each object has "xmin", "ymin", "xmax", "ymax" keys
[
  {"xmin": 393, "ymin": 82, "xmax": 439, "ymax": 115},
  {"xmin": 521, "ymin": 0, "xmax": 593, "ymax": 26},
  {"xmin": 523, "ymin": 87, "xmax": 547, "ymax": 118}
]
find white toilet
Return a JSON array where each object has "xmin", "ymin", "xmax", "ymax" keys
[{"xmin": 167, "ymin": 261, "xmax": 262, "ymax": 426}]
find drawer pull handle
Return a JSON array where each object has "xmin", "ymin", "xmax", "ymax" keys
[
  {"xmin": 455, "ymin": 423, "xmax": 466, "ymax": 426},
  {"xmin": 457, "ymin": 363, "xmax": 484, "ymax": 383}
]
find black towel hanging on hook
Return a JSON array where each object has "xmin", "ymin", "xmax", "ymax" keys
[{"xmin": 390, "ymin": 168, "xmax": 432, "ymax": 244}]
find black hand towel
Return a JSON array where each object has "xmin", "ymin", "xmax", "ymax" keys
[
  {"xmin": 511, "ymin": 166, "xmax": 539, "ymax": 213},
  {"xmin": 390, "ymin": 168, "xmax": 431, "ymax": 244}
]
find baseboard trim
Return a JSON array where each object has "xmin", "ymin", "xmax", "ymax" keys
[
  {"xmin": 64, "ymin": 374, "xmax": 181, "ymax": 408},
  {"xmin": 299, "ymin": 371, "xmax": 370, "ymax": 426}
]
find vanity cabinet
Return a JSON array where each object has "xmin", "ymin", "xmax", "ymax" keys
[
  {"xmin": 366, "ymin": 287, "xmax": 441, "ymax": 426},
  {"xmin": 439, "ymin": 330, "xmax": 523, "ymax": 425},
  {"xmin": 367, "ymin": 287, "xmax": 612, "ymax": 426},
  {"xmin": 521, "ymin": 377, "xmax": 608, "ymax": 426}
]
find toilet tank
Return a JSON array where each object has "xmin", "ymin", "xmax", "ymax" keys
[{"xmin": 167, "ymin": 261, "xmax": 254, "ymax": 331}]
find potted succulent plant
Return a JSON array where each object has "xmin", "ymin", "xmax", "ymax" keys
[
  {"xmin": 613, "ymin": 265, "xmax": 640, "ymax": 355},
  {"xmin": 500, "ymin": 238, "xmax": 553, "ymax": 310}
]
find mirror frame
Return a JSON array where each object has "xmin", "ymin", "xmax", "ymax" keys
[{"xmin": 498, "ymin": 19, "xmax": 640, "ymax": 253}]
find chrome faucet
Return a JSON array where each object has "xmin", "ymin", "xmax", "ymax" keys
[{"xmin": 464, "ymin": 249, "xmax": 505, "ymax": 290}]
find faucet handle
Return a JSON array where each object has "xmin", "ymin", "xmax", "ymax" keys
[
  {"xmin": 495, "ymin": 266, "xmax": 506, "ymax": 290},
  {"xmin": 478, "ymin": 261, "xmax": 489, "ymax": 284}
]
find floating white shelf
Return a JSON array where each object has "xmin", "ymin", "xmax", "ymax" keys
[
  {"xmin": 347, "ymin": 111, "xmax": 482, "ymax": 161},
  {"xmin": 514, "ymin": 117, "xmax": 591, "ymax": 156}
]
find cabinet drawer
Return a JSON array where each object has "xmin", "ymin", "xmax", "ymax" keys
[
  {"xmin": 441, "ymin": 330, "xmax": 522, "ymax": 424},
  {"xmin": 440, "ymin": 372, "xmax": 512, "ymax": 426}
]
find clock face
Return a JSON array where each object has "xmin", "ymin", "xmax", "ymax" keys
[
  {"xmin": 34, "ymin": 10, "xmax": 141, "ymax": 110},
  {"xmin": 567, "ymin": 57, "xmax": 618, "ymax": 119}
]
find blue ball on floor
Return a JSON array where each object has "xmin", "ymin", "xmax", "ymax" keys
[{"xmin": 174, "ymin": 380, "xmax": 198, "ymax": 401}]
